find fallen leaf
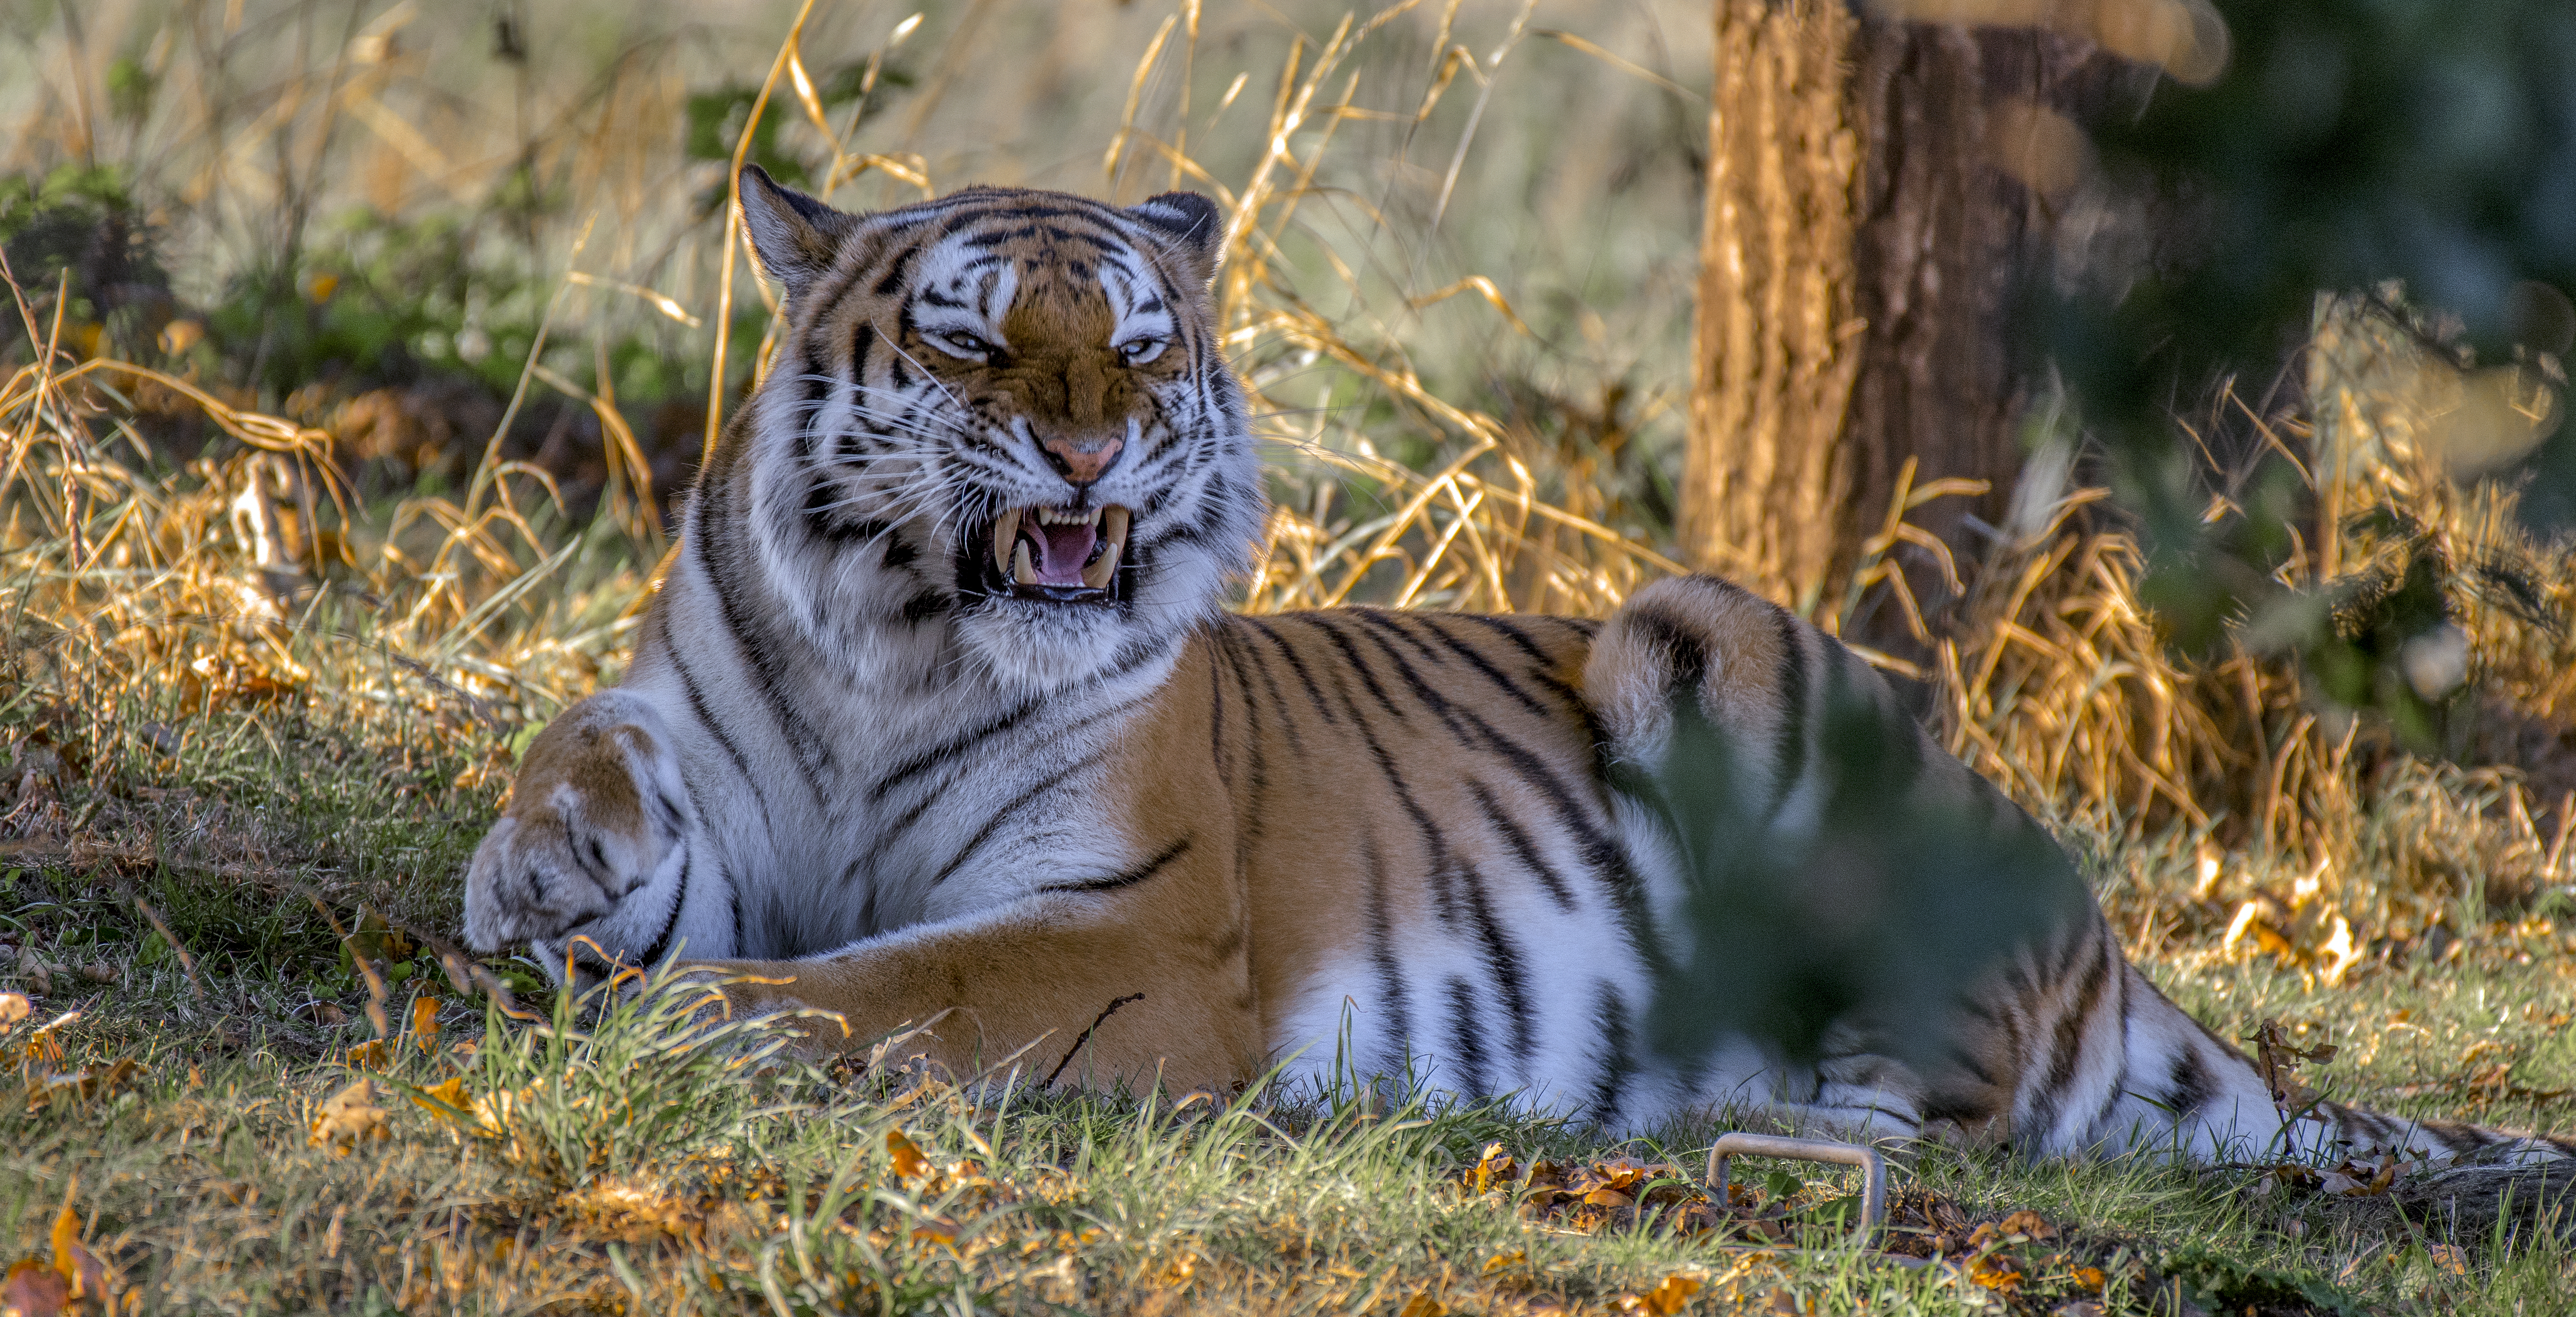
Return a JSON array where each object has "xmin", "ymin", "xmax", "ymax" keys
[
  {"xmin": 1468, "ymin": 1142, "xmax": 1516, "ymax": 1194},
  {"xmin": 308, "ymin": 1079, "xmax": 389, "ymax": 1154},
  {"xmin": 908, "ymin": 1219, "xmax": 958, "ymax": 1247},
  {"xmin": 46, "ymin": 1204, "xmax": 106, "ymax": 1305},
  {"xmin": 1153, "ymin": 1253, "xmax": 1196, "ymax": 1286},
  {"xmin": 2068, "ymin": 1266, "xmax": 2107, "ymax": 1291},
  {"xmin": 1, "ymin": 1258, "xmax": 70, "ymax": 1317},
  {"xmin": 1481, "ymin": 1249, "xmax": 1527, "ymax": 1275},
  {"xmin": 1634, "ymin": 1274, "xmax": 1702, "ymax": 1315},
  {"xmin": 347, "ymin": 1040, "xmax": 389, "ymax": 1071},
  {"xmin": 0, "ymin": 993, "xmax": 27, "ymax": 1031},
  {"xmin": 2426, "ymin": 1243, "xmax": 2469, "ymax": 1277},
  {"xmin": 886, "ymin": 1129, "xmax": 929, "ymax": 1179},
  {"xmin": 1397, "ymin": 1293, "xmax": 1444, "ymax": 1317},
  {"xmin": 410, "ymin": 996, "xmax": 440, "ymax": 1050},
  {"xmin": 1998, "ymin": 1209, "xmax": 2056, "ymax": 1241},
  {"xmin": 1968, "ymin": 1254, "xmax": 2024, "ymax": 1292}
]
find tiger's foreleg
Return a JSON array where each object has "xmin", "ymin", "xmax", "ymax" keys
[
  {"xmin": 464, "ymin": 689, "xmax": 701, "ymax": 975},
  {"xmin": 696, "ymin": 857, "xmax": 1262, "ymax": 1096}
]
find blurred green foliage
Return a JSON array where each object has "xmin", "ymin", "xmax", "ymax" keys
[
  {"xmin": 0, "ymin": 163, "xmax": 167, "ymax": 359},
  {"xmin": 683, "ymin": 59, "xmax": 912, "ymax": 212},
  {"xmin": 1629, "ymin": 670, "xmax": 2089, "ymax": 1075},
  {"xmin": 2048, "ymin": 0, "xmax": 2576, "ymax": 740}
]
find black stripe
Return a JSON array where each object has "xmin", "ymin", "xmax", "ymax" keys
[
  {"xmin": 631, "ymin": 838, "xmax": 693, "ymax": 966},
  {"xmin": 1313, "ymin": 616, "xmax": 1430, "ymax": 730},
  {"xmin": 1244, "ymin": 618, "xmax": 1339, "ymax": 725},
  {"xmin": 1466, "ymin": 779, "xmax": 1578, "ymax": 912},
  {"xmin": 1587, "ymin": 981, "xmax": 1636, "ymax": 1125},
  {"xmin": 2165, "ymin": 1045, "xmax": 2214, "ymax": 1117},
  {"xmin": 1945, "ymin": 1043, "xmax": 1999, "ymax": 1089},
  {"xmin": 724, "ymin": 855, "xmax": 743, "ymax": 955},
  {"xmin": 1364, "ymin": 838, "xmax": 1413, "ymax": 1063},
  {"xmin": 1445, "ymin": 977, "xmax": 1492, "ymax": 1097},
  {"xmin": 1625, "ymin": 605, "xmax": 1709, "ymax": 692},
  {"xmin": 2029, "ymin": 930, "xmax": 2115, "ymax": 1134},
  {"xmin": 1771, "ymin": 610, "xmax": 1810, "ymax": 815},
  {"xmin": 1344, "ymin": 621, "xmax": 1660, "ymax": 971},
  {"xmin": 668, "ymin": 641, "xmax": 774, "ymax": 818},
  {"xmin": 1453, "ymin": 858, "xmax": 1539, "ymax": 1069},
  {"xmin": 1208, "ymin": 643, "xmax": 1230, "ymax": 796},
  {"xmin": 1373, "ymin": 611, "xmax": 1554, "ymax": 720},
  {"xmin": 1208, "ymin": 631, "xmax": 1269, "ymax": 891},
  {"xmin": 694, "ymin": 483, "xmax": 835, "ymax": 807},
  {"xmin": 870, "ymin": 696, "xmax": 1045, "ymax": 801},
  {"xmin": 1040, "ymin": 835, "xmax": 1194, "ymax": 894},
  {"xmin": 927, "ymin": 743, "xmax": 1122, "ymax": 888}
]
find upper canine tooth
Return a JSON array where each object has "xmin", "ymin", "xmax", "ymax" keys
[
  {"xmin": 1083, "ymin": 506, "xmax": 1132, "ymax": 590},
  {"xmin": 992, "ymin": 508, "xmax": 1022, "ymax": 575},
  {"xmin": 1013, "ymin": 541, "xmax": 1036, "ymax": 586}
]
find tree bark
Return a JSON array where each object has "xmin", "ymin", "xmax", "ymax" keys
[{"xmin": 1682, "ymin": 2, "xmax": 2114, "ymax": 649}]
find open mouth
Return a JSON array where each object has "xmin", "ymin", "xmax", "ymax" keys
[{"xmin": 984, "ymin": 505, "xmax": 1132, "ymax": 604}]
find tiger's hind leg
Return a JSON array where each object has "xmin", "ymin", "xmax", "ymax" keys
[{"xmin": 1585, "ymin": 576, "xmax": 2113, "ymax": 1151}]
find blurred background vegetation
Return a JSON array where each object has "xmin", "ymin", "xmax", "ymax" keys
[{"xmin": 0, "ymin": 0, "xmax": 2571, "ymax": 983}]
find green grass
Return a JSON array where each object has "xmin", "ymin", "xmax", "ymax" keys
[{"xmin": 6, "ymin": 691, "xmax": 2576, "ymax": 1315}]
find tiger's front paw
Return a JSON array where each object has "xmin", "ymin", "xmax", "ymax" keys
[{"xmin": 464, "ymin": 693, "xmax": 694, "ymax": 953}]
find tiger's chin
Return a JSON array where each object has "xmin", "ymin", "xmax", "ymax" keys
[{"xmin": 954, "ymin": 502, "xmax": 1152, "ymax": 692}]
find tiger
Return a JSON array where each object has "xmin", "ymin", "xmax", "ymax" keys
[{"xmin": 463, "ymin": 165, "xmax": 2572, "ymax": 1172}]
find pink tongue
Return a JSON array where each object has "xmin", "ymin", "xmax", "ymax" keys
[{"xmin": 1030, "ymin": 520, "xmax": 1097, "ymax": 587}]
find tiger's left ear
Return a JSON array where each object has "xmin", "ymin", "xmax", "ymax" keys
[
  {"xmin": 1127, "ymin": 192, "xmax": 1225, "ymax": 291},
  {"xmin": 739, "ymin": 165, "xmax": 855, "ymax": 303}
]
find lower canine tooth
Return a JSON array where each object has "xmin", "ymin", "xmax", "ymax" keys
[{"xmin": 1013, "ymin": 541, "xmax": 1036, "ymax": 586}]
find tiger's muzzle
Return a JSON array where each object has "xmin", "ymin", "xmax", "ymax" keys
[{"xmin": 983, "ymin": 504, "xmax": 1133, "ymax": 605}]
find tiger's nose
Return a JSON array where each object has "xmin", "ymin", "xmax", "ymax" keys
[{"xmin": 1040, "ymin": 433, "xmax": 1125, "ymax": 488}]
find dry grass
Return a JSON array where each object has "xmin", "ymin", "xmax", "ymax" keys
[
  {"xmin": 4, "ymin": 1, "xmax": 2572, "ymax": 974},
  {"xmin": 4, "ymin": 6, "xmax": 2576, "ymax": 1314}
]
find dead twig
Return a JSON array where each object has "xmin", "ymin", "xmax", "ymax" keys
[
  {"xmin": 130, "ymin": 897, "xmax": 204, "ymax": 1002},
  {"xmin": 1044, "ymin": 993, "xmax": 1145, "ymax": 1088}
]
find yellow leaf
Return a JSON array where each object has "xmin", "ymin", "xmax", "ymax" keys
[
  {"xmin": 2070, "ymin": 1266, "xmax": 2107, "ymax": 1291},
  {"xmin": 0, "ymin": 993, "xmax": 28, "ymax": 1032},
  {"xmin": 411, "ymin": 996, "xmax": 441, "ymax": 1049},
  {"xmin": 909, "ymin": 1219, "xmax": 958, "ymax": 1247},
  {"xmin": 1968, "ymin": 1255, "xmax": 2023, "ymax": 1292},
  {"xmin": 407, "ymin": 1076, "xmax": 477, "ymax": 1132},
  {"xmin": 347, "ymin": 1039, "xmax": 389, "ymax": 1071},
  {"xmin": 1481, "ymin": 1249, "xmax": 1527, "ymax": 1275},
  {"xmin": 887, "ymin": 1129, "xmax": 929, "ymax": 1179},
  {"xmin": 158, "ymin": 318, "xmax": 205, "ymax": 356},
  {"xmin": 1397, "ymin": 1293, "xmax": 1444, "ymax": 1317},
  {"xmin": 309, "ymin": 1079, "xmax": 390, "ymax": 1154},
  {"xmin": 48, "ymin": 1200, "xmax": 108, "ymax": 1302},
  {"xmin": 1638, "ymin": 1273, "xmax": 1702, "ymax": 1314},
  {"xmin": 1998, "ymin": 1209, "xmax": 2055, "ymax": 1240}
]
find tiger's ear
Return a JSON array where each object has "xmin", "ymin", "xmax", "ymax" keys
[
  {"xmin": 739, "ymin": 166, "xmax": 854, "ymax": 302},
  {"xmin": 1127, "ymin": 191, "xmax": 1224, "ymax": 291}
]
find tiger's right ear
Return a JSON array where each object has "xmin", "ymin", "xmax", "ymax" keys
[
  {"xmin": 739, "ymin": 166, "xmax": 854, "ymax": 303},
  {"xmin": 1126, "ymin": 191, "xmax": 1224, "ymax": 291}
]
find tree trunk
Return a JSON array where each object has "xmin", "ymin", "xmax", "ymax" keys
[{"xmin": 1682, "ymin": 1, "xmax": 2111, "ymax": 650}]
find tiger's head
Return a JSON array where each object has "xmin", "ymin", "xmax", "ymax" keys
[{"xmin": 731, "ymin": 166, "xmax": 1263, "ymax": 691}]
